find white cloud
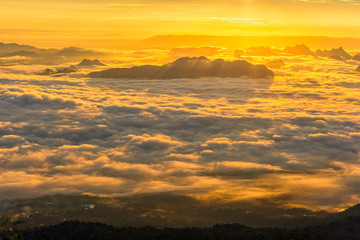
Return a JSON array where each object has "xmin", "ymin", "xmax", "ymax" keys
[{"xmin": 0, "ymin": 53, "xmax": 360, "ymax": 212}]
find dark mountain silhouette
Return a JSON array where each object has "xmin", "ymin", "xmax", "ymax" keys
[
  {"xmin": 0, "ymin": 42, "xmax": 107, "ymax": 65},
  {"xmin": 141, "ymin": 35, "xmax": 360, "ymax": 51},
  {"xmin": 4, "ymin": 203, "xmax": 360, "ymax": 239},
  {"xmin": 39, "ymin": 68, "xmax": 57, "ymax": 75},
  {"xmin": 233, "ymin": 45, "xmax": 357, "ymax": 61},
  {"xmin": 90, "ymin": 57, "xmax": 274, "ymax": 79},
  {"xmin": 3, "ymin": 194, "xmax": 360, "ymax": 240},
  {"xmin": 54, "ymin": 47, "xmax": 103, "ymax": 58},
  {"xmin": 283, "ymin": 44, "xmax": 314, "ymax": 55},
  {"xmin": 329, "ymin": 55, "xmax": 345, "ymax": 61},
  {"xmin": 315, "ymin": 47, "xmax": 352, "ymax": 60},
  {"xmin": 0, "ymin": 194, "xmax": 338, "ymax": 230},
  {"xmin": 38, "ymin": 65, "xmax": 77, "ymax": 75},
  {"xmin": 3, "ymin": 216, "xmax": 360, "ymax": 240},
  {"xmin": 1, "ymin": 50, "xmax": 40, "ymax": 58},
  {"xmin": 337, "ymin": 204, "xmax": 360, "ymax": 218},
  {"xmin": 78, "ymin": 59, "xmax": 105, "ymax": 66},
  {"xmin": 55, "ymin": 66, "xmax": 77, "ymax": 74},
  {"xmin": 265, "ymin": 59, "xmax": 285, "ymax": 69},
  {"xmin": 352, "ymin": 54, "xmax": 360, "ymax": 61},
  {"xmin": 0, "ymin": 42, "xmax": 52, "ymax": 55}
]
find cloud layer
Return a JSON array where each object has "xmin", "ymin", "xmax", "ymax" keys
[{"xmin": 0, "ymin": 52, "xmax": 360, "ymax": 212}]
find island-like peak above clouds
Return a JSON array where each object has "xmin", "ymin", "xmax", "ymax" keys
[
  {"xmin": 233, "ymin": 44, "xmax": 358, "ymax": 63},
  {"xmin": 89, "ymin": 57, "xmax": 274, "ymax": 79},
  {"xmin": 315, "ymin": 47, "xmax": 352, "ymax": 60},
  {"xmin": 353, "ymin": 54, "xmax": 360, "ymax": 61},
  {"xmin": 38, "ymin": 65, "xmax": 78, "ymax": 76},
  {"xmin": 78, "ymin": 59, "xmax": 106, "ymax": 67},
  {"xmin": 283, "ymin": 44, "xmax": 314, "ymax": 56}
]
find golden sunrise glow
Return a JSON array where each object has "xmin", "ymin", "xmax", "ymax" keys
[
  {"xmin": 2, "ymin": 0, "xmax": 360, "ymax": 229},
  {"xmin": 1, "ymin": 0, "xmax": 360, "ymax": 48}
]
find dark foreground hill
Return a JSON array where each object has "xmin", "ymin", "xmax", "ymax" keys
[
  {"xmin": 3, "ymin": 217, "xmax": 360, "ymax": 240},
  {"xmin": 0, "ymin": 194, "xmax": 334, "ymax": 229}
]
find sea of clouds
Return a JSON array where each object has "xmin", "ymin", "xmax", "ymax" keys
[{"xmin": 1, "ymin": 54, "xmax": 360, "ymax": 212}]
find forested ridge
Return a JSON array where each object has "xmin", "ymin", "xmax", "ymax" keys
[{"xmin": 2, "ymin": 216, "xmax": 360, "ymax": 240}]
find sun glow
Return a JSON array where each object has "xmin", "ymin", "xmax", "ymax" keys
[
  {"xmin": 0, "ymin": 0, "xmax": 360, "ymax": 48},
  {"xmin": 2, "ymin": 0, "xmax": 360, "ymax": 229}
]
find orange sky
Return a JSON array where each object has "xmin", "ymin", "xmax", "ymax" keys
[{"xmin": 1, "ymin": 0, "xmax": 360, "ymax": 48}]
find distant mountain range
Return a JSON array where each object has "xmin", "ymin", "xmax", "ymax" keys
[
  {"xmin": 235, "ymin": 44, "xmax": 358, "ymax": 60},
  {"xmin": 1, "ymin": 41, "xmax": 360, "ymax": 72},
  {"xmin": 0, "ymin": 42, "xmax": 106, "ymax": 65},
  {"xmin": 37, "ymin": 59, "xmax": 106, "ymax": 76},
  {"xmin": 141, "ymin": 35, "xmax": 360, "ymax": 50},
  {"xmin": 78, "ymin": 59, "xmax": 106, "ymax": 66},
  {"xmin": 0, "ymin": 42, "xmax": 55, "ymax": 55}
]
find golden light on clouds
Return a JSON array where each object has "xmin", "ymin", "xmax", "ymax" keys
[
  {"xmin": 1, "ymin": 49, "xmax": 360, "ymax": 212},
  {"xmin": 1, "ymin": 0, "xmax": 360, "ymax": 228}
]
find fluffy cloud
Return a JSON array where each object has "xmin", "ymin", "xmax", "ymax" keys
[
  {"xmin": 0, "ymin": 91, "xmax": 78, "ymax": 109},
  {"xmin": 0, "ymin": 135, "xmax": 26, "ymax": 148},
  {"xmin": 0, "ymin": 51, "xmax": 360, "ymax": 213}
]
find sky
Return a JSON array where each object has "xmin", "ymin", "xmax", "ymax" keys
[{"xmin": 1, "ymin": 0, "xmax": 360, "ymax": 48}]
